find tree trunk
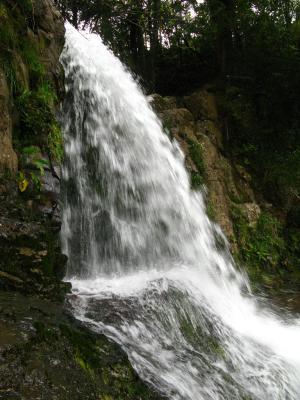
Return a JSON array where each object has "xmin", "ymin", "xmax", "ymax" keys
[
  {"xmin": 128, "ymin": 1, "xmax": 145, "ymax": 75},
  {"xmin": 148, "ymin": 0, "xmax": 161, "ymax": 90},
  {"xmin": 208, "ymin": 0, "xmax": 234, "ymax": 81}
]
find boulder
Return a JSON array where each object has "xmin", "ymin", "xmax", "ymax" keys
[{"xmin": 183, "ymin": 89, "xmax": 218, "ymax": 121}]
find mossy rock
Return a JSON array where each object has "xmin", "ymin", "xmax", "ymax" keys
[{"xmin": 0, "ymin": 291, "xmax": 164, "ymax": 400}]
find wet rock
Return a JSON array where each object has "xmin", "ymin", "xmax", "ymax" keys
[
  {"xmin": 196, "ymin": 119, "xmax": 223, "ymax": 150},
  {"xmin": 149, "ymin": 93, "xmax": 165, "ymax": 112},
  {"xmin": 198, "ymin": 133, "xmax": 236, "ymax": 242},
  {"xmin": 183, "ymin": 88, "xmax": 218, "ymax": 122},
  {"xmin": 235, "ymin": 202, "xmax": 261, "ymax": 227},
  {"xmin": 161, "ymin": 108, "xmax": 194, "ymax": 127},
  {"xmin": 0, "ymin": 291, "xmax": 164, "ymax": 400},
  {"xmin": 149, "ymin": 94, "xmax": 178, "ymax": 112},
  {"xmin": 32, "ymin": 0, "xmax": 65, "ymax": 87},
  {"xmin": 0, "ymin": 192, "xmax": 68, "ymax": 300}
]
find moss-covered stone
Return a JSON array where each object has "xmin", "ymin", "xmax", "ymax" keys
[{"xmin": 0, "ymin": 291, "xmax": 164, "ymax": 400}]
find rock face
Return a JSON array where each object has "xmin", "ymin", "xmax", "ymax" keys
[
  {"xmin": 150, "ymin": 88, "xmax": 261, "ymax": 248},
  {"xmin": 0, "ymin": 69, "xmax": 18, "ymax": 173},
  {"xmin": 31, "ymin": 0, "xmax": 65, "ymax": 93}
]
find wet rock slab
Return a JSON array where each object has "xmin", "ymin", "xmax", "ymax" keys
[{"xmin": 0, "ymin": 291, "xmax": 164, "ymax": 400}]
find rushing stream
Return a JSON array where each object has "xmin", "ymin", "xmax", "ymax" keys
[{"xmin": 60, "ymin": 24, "xmax": 300, "ymax": 399}]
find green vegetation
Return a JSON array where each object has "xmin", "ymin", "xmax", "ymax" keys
[
  {"xmin": 0, "ymin": 1, "xmax": 37, "ymax": 92},
  {"xmin": 206, "ymin": 200, "xmax": 216, "ymax": 221},
  {"xmin": 48, "ymin": 123, "xmax": 64, "ymax": 162},
  {"xmin": 21, "ymin": 39, "xmax": 45, "ymax": 85},
  {"xmin": 231, "ymin": 206, "xmax": 300, "ymax": 289},
  {"xmin": 0, "ymin": 4, "xmax": 18, "ymax": 50},
  {"xmin": 0, "ymin": 0, "xmax": 63, "ymax": 173},
  {"xmin": 16, "ymin": 83, "xmax": 63, "ymax": 161},
  {"xmin": 17, "ymin": 88, "xmax": 52, "ymax": 142},
  {"xmin": 186, "ymin": 138, "xmax": 206, "ymax": 189}
]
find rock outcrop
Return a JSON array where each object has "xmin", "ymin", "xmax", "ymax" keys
[
  {"xmin": 0, "ymin": 69, "xmax": 18, "ymax": 173},
  {"xmin": 150, "ymin": 88, "xmax": 261, "ymax": 248}
]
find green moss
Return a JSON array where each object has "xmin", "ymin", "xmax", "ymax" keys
[
  {"xmin": 20, "ymin": 38, "xmax": 45, "ymax": 86},
  {"xmin": 0, "ymin": 4, "xmax": 18, "ymax": 50},
  {"xmin": 0, "ymin": 0, "xmax": 62, "ymax": 158},
  {"xmin": 1, "ymin": 57, "xmax": 20, "ymax": 93},
  {"xmin": 48, "ymin": 123, "xmax": 64, "ymax": 162},
  {"xmin": 19, "ymin": 0, "xmax": 34, "ymax": 17},
  {"xmin": 190, "ymin": 171, "xmax": 204, "ymax": 189},
  {"xmin": 16, "ymin": 82, "xmax": 63, "ymax": 161},
  {"xmin": 17, "ymin": 89, "xmax": 52, "ymax": 144},
  {"xmin": 100, "ymin": 396, "xmax": 113, "ymax": 400},
  {"xmin": 186, "ymin": 137, "xmax": 206, "ymax": 189},
  {"xmin": 207, "ymin": 337, "xmax": 225, "ymax": 358},
  {"xmin": 206, "ymin": 200, "xmax": 216, "ymax": 221},
  {"xmin": 0, "ymin": 3, "xmax": 64, "ymax": 171},
  {"xmin": 75, "ymin": 352, "xmax": 95, "ymax": 377},
  {"xmin": 162, "ymin": 119, "xmax": 173, "ymax": 139},
  {"xmin": 59, "ymin": 324, "xmax": 161, "ymax": 399}
]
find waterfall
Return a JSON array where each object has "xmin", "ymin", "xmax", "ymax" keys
[{"xmin": 60, "ymin": 24, "xmax": 300, "ymax": 400}]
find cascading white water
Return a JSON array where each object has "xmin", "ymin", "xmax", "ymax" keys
[{"xmin": 60, "ymin": 24, "xmax": 300, "ymax": 400}]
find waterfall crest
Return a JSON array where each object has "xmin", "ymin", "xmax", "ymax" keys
[{"xmin": 60, "ymin": 24, "xmax": 300, "ymax": 400}]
